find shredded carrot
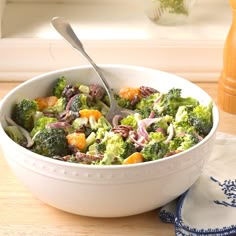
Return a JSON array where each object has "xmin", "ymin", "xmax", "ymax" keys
[
  {"xmin": 35, "ymin": 96, "xmax": 58, "ymax": 111},
  {"xmin": 66, "ymin": 132, "xmax": 86, "ymax": 151},
  {"xmin": 119, "ymin": 87, "xmax": 141, "ymax": 101},
  {"xmin": 122, "ymin": 152, "xmax": 144, "ymax": 165},
  {"xmin": 79, "ymin": 109, "xmax": 102, "ymax": 121}
]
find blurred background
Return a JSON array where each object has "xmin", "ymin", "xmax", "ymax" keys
[{"xmin": 0, "ymin": 0, "xmax": 231, "ymax": 82}]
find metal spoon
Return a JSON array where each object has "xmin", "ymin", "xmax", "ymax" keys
[{"xmin": 51, "ymin": 17, "xmax": 133, "ymax": 123}]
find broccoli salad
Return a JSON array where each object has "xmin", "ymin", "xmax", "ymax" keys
[{"xmin": 4, "ymin": 76, "xmax": 213, "ymax": 165}]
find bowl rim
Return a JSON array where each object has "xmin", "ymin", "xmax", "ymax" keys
[{"xmin": 0, "ymin": 64, "xmax": 220, "ymax": 170}]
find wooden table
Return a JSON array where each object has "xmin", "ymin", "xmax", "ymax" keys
[{"xmin": 0, "ymin": 81, "xmax": 236, "ymax": 236}]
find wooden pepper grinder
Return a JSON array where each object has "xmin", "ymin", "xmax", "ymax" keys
[{"xmin": 218, "ymin": 0, "xmax": 236, "ymax": 114}]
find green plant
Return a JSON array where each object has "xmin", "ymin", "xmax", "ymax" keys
[{"xmin": 158, "ymin": 0, "xmax": 188, "ymax": 15}]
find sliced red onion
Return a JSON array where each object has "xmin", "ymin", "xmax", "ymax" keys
[
  {"xmin": 154, "ymin": 93, "xmax": 163, "ymax": 104},
  {"xmin": 65, "ymin": 94, "xmax": 79, "ymax": 112},
  {"xmin": 149, "ymin": 111, "xmax": 155, "ymax": 118},
  {"xmin": 137, "ymin": 117, "xmax": 162, "ymax": 141},
  {"xmin": 164, "ymin": 123, "xmax": 174, "ymax": 144},
  {"xmin": 156, "ymin": 127, "xmax": 167, "ymax": 136},
  {"xmin": 5, "ymin": 116, "xmax": 34, "ymax": 148},
  {"xmin": 129, "ymin": 131, "xmax": 145, "ymax": 148},
  {"xmin": 138, "ymin": 121, "xmax": 149, "ymax": 141},
  {"xmin": 142, "ymin": 117, "xmax": 162, "ymax": 127}
]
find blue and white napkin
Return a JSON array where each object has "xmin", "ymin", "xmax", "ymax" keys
[{"xmin": 159, "ymin": 132, "xmax": 236, "ymax": 236}]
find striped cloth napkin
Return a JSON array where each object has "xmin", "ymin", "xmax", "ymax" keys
[{"xmin": 159, "ymin": 132, "xmax": 236, "ymax": 236}]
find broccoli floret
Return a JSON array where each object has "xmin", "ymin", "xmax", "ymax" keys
[
  {"xmin": 12, "ymin": 99, "xmax": 38, "ymax": 131},
  {"xmin": 154, "ymin": 88, "xmax": 199, "ymax": 117},
  {"xmin": 69, "ymin": 94, "xmax": 88, "ymax": 112},
  {"xmin": 170, "ymin": 105, "xmax": 196, "ymax": 133},
  {"xmin": 31, "ymin": 128, "xmax": 69, "ymax": 157},
  {"xmin": 121, "ymin": 141, "xmax": 137, "ymax": 159},
  {"xmin": 178, "ymin": 134, "xmax": 199, "ymax": 151},
  {"xmin": 137, "ymin": 107, "xmax": 152, "ymax": 119},
  {"xmin": 86, "ymin": 143, "xmax": 98, "ymax": 156},
  {"xmin": 53, "ymin": 77, "xmax": 67, "ymax": 98},
  {"xmin": 169, "ymin": 133, "xmax": 199, "ymax": 152},
  {"xmin": 167, "ymin": 88, "xmax": 181, "ymax": 98},
  {"xmin": 72, "ymin": 117, "xmax": 88, "ymax": 130},
  {"xmin": 96, "ymin": 142, "xmax": 107, "ymax": 154},
  {"xmin": 136, "ymin": 93, "xmax": 161, "ymax": 110},
  {"xmin": 99, "ymin": 133, "xmax": 135, "ymax": 165},
  {"xmin": 114, "ymin": 95, "xmax": 132, "ymax": 109},
  {"xmin": 88, "ymin": 116, "xmax": 111, "ymax": 132},
  {"xmin": 150, "ymin": 115, "xmax": 173, "ymax": 132},
  {"xmin": 175, "ymin": 105, "xmax": 189, "ymax": 123},
  {"xmin": 141, "ymin": 141, "xmax": 168, "ymax": 161},
  {"xmin": 189, "ymin": 102, "xmax": 213, "ymax": 137},
  {"xmin": 172, "ymin": 105, "xmax": 195, "ymax": 134},
  {"xmin": 169, "ymin": 136, "xmax": 183, "ymax": 151},
  {"xmin": 135, "ymin": 93, "xmax": 161, "ymax": 118},
  {"xmin": 44, "ymin": 97, "xmax": 67, "ymax": 114},
  {"xmin": 104, "ymin": 133, "xmax": 125, "ymax": 156},
  {"xmin": 95, "ymin": 128, "xmax": 109, "ymax": 140},
  {"xmin": 97, "ymin": 116, "xmax": 112, "ymax": 130},
  {"xmin": 174, "ymin": 123, "xmax": 196, "ymax": 137},
  {"xmin": 5, "ymin": 125, "xmax": 27, "ymax": 147},
  {"xmin": 30, "ymin": 116, "xmax": 57, "ymax": 137},
  {"xmin": 148, "ymin": 132, "xmax": 166, "ymax": 142},
  {"xmin": 120, "ymin": 113, "xmax": 141, "ymax": 129}
]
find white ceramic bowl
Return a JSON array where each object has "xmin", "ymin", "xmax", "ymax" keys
[{"xmin": 0, "ymin": 65, "xmax": 219, "ymax": 217}]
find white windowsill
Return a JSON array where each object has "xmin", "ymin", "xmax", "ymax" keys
[{"xmin": 0, "ymin": 0, "xmax": 232, "ymax": 82}]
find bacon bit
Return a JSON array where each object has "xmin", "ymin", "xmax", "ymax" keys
[{"xmin": 75, "ymin": 152, "xmax": 103, "ymax": 164}]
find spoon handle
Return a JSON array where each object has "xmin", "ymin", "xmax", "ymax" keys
[{"xmin": 51, "ymin": 17, "xmax": 113, "ymax": 101}]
